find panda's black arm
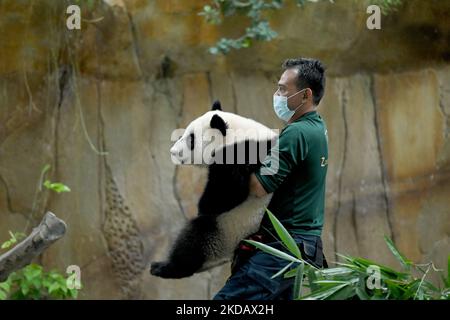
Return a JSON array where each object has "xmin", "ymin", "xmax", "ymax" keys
[
  {"xmin": 197, "ymin": 138, "xmax": 273, "ymax": 215},
  {"xmin": 197, "ymin": 164, "xmax": 251, "ymax": 216}
]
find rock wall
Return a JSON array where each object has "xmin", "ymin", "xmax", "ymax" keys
[{"xmin": 0, "ymin": 0, "xmax": 448, "ymax": 299}]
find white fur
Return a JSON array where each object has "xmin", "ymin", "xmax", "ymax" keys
[
  {"xmin": 170, "ymin": 111, "xmax": 278, "ymax": 165},
  {"xmin": 172, "ymin": 110, "xmax": 278, "ymax": 273},
  {"xmin": 199, "ymin": 193, "xmax": 273, "ymax": 270}
]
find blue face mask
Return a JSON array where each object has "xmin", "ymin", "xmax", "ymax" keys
[{"xmin": 273, "ymin": 89, "xmax": 306, "ymax": 122}]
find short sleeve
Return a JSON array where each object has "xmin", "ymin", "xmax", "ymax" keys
[{"xmin": 254, "ymin": 126, "xmax": 309, "ymax": 193}]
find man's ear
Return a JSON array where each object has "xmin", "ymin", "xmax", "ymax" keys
[
  {"xmin": 305, "ymin": 88, "xmax": 313, "ymax": 101},
  {"xmin": 210, "ymin": 114, "xmax": 228, "ymax": 136},
  {"xmin": 211, "ymin": 100, "xmax": 222, "ymax": 111}
]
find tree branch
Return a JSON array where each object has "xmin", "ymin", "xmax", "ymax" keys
[{"xmin": 0, "ymin": 212, "xmax": 67, "ymax": 281}]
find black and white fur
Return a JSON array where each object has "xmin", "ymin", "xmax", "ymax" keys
[{"xmin": 150, "ymin": 101, "xmax": 277, "ymax": 279}]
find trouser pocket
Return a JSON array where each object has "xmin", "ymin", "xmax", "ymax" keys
[
  {"xmin": 245, "ymin": 252, "xmax": 286, "ymax": 296},
  {"xmin": 296, "ymin": 236, "xmax": 327, "ymax": 269}
]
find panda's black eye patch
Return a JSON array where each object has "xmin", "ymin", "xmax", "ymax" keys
[{"xmin": 188, "ymin": 132, "xmax": 195, "ymax": 150}]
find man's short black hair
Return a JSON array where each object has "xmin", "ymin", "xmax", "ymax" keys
[{"xmin": 282, "ymin": 58, "xmax": 326, "ymax": 105}]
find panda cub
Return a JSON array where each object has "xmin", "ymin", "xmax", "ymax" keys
[{"xmin": 150, "ymin": 100, "xmax": 278, "ymax": 279}]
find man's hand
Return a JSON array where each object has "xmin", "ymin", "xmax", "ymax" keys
[{"xmin": 249, "ymin": 173, "xmax": 268, "ymax": 197}]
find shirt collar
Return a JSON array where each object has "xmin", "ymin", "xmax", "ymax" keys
[{"xmin": 292, "ymin": 110, "xmax": 318, "ymax": 123}]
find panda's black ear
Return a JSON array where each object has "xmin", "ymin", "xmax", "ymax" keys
[
  {"xmin": 210, "ymin": 114, "xmax": 228, "ymax": 136},
  {"xmin": 211, "ymin": 100, "xmax": 222, "ymax": 111}
]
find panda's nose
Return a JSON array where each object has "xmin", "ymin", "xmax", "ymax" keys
[{"xmin": 170, "ymin": 146, "xmax": 178, "ymax": 156}]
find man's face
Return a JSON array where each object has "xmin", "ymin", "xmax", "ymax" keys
[{"xmin": 276, "ymin": 69, "xmax": 303, "ymax": 110}]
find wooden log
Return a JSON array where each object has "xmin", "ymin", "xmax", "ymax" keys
[{"xmin": 0, "ymin": 212, "xmax": 66, "ymax": 281}]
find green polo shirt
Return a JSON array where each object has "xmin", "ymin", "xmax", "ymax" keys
[{"xmin": 255, "ymin": 111, "xmax": 328, "ymax": 237}]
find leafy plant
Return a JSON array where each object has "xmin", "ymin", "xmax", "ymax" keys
[
  {"xmin": 0, "ymin": 165, "xmax": 78, "ymax": 300},
  {"xmin": 199, "ymin": 0, "xmax": 334, "ymax": 55},
  {"xmin": 200, "ymin": 0, "xmax": 404, "ymax": 54},
  {"xmin": 0, "ymin": 233, "xmax": 81, "ymax": 300},
  {"xmin": 43, "ymin": 180, "xmax": 71, "ymax": 193},
  {"xmin": 245, "ymin": 208, "xmax": 450, "ymax": 300},
  {"xmin": 0, "ymin": 264, "xmax": 80, "ymax": 300},
  {"xmin": 40, "ymin": 164, "xmax": 71, "ymax": 194},
  {"xmin": 0, "ymin": 231, "xmax": 26, "ymax": 250}
]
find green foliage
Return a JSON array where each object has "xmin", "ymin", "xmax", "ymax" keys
[
  {"xmin": 0, "ymin": 264, "xmax": 80, "ymax": 300},
  {"xmin": 293, "ymin": 261, "xmax": 304, "ymax": 299},
  {"xmin": 200, "ymin": 0, "xmax": 404, "ymax": 54},
  {"xmin": 246, "ymin": 208, "xmax": 450, "ymax": 300},
  {"xmin": 1, "ymin": 232, "xmax": 81, "ymax": 300},
  {"xmin": 40, "ymin": 164, "xmax": 71, "ymax": 194},
  {"xmin": 1, "ymin": 231, "xmax": 26, "ymax": 250},
  {"xmin": 0, "ymin": 165, "xmax": 78, "ymax": 300},
  {"xmin": 375, "ymin": 0, "xmax": 403, "ymax": 15},
  {"xmin": 266, "ymin": 209, "xmax": 302, "ymax": 259},
  {"xmin": 43, "ymin": 180, "xmax": 71, "ymax": 193},
  {"xmin": 199, "ymin": 0, "xmax": 334, "ymax": 55},
  {"xmin": 383, "ymin": 235, "xmax": 412, "ymax": 270}
]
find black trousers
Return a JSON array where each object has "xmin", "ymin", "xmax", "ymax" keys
[{"xmin": 213, "ymin": 234, "xmax": 328, "ymax": 300}]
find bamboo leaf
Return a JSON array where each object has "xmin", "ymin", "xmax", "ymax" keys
[
  {"xmin": 327, "ymin": 284, "xmax": 356, "ymax": 300},
  {"xmin": 356, "ymin": 277, "xmax": 370, "ymax": 300},
  {"xmin": 243, "ymin": 240, "xmax": 301, "ymax": 263},
  {"xmin": 271, "ymin": 262, "xmax": 294, "ymax": 279},
  {"xmin": 319, "ymin": 267, "xmax": 354, "ymax": 277},
  {"xmin": 308, "ymin": 267, "xmax": 320, "ymax": 292},
  {"xmin": 293, "ymin": 263, "xmax": 304, "ymax": 299},
  {"xmin": 301, "ymin": 283, "xmax": 347, "ymax": 300},
  {"xmin": 314, "ymin": 280, "xmax": 349, "ymax": 285},
  {"xmin": 384, "ymin": 236, "xmax": 412, "ymax": 270},
  {"xmin": 265, "ymin": 208, "xmax": 302, "ymax": 259},
  {"xmin": 284, "ymin": 268, "xmax": 298, "ymax": 278},
  {"xmin": 403, "ymin": 279, "xmax": 420, "ymax": 299},
  {"xmin": 343, "ymin": 255, "xmax": 409, "ymax": 280}
]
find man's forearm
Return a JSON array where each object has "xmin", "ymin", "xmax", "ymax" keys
[{"xmin": 249, "ymin": 173, "xmax": 268, "ymax": 197}]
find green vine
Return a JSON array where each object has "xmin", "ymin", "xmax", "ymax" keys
[{"xmin": 199, "ymin": 0, "xmax": 403, "ymax": 55}]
